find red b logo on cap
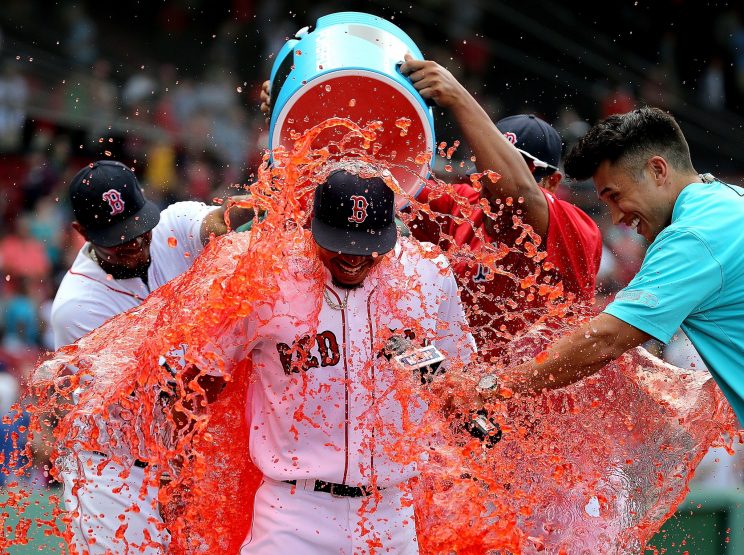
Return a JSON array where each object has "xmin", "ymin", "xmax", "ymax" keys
[
  {"xmin": 503, "ymin": 132, "xmax": 517, "ymax": 145},
  {"xmin": 102, "ymin": 189, "xmax": 125, "ymax": 215},
  {"xmin": 348, "ymin": 195, "xmax": 369, "ymax": 223}
]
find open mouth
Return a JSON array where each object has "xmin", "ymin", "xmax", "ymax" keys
[{"xmin": 335, "ymin": 259, "xmax": 369, "ymax": 279}]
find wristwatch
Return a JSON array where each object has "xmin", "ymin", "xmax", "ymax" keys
[{"xmin": 476, "ymin": 373, "xmax": 499, "ymax": 393}]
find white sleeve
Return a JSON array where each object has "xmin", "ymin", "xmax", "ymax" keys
[
  {"xmin": 157, "ymin": 201, "xmax": 217, "ymax": 258},
  {"xmin": 51, "ymin": 297, "xmax": 119, "ymax": 349}
]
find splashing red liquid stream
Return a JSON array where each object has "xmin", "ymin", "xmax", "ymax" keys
[{"xmin": 0, "ymin": 117, "xmax": 737, "ymax": 555}]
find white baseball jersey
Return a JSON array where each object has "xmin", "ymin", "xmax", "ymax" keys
[
  {"xmin": 52, "ymin": 201, "xmax": 214, "ymax": 348},
  {"xmin": 200, "ymin": 237, "xmax": 475, "ymax": 489}
]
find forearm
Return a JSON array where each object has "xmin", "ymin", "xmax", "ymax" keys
[
  {"xmin": 223, "ymin": 196, "xmax": 256, "ymax": 230},
  {"xmin": 200, "ymin": 195, "xmax": 255, "ymax": 242},
  {"xmin": 164, "ymin": 365, "xmax": 226, "ymax": 430},
  {"xmin": 499, "ymin": 314, "xmax": 646, "ymax": 396},
  {"xmin": 503, "ymin": 329, "xmax": 616, "ymax": 395},
  {"xmin": 447, "ymin": 94, "xmax": 536, "ymax": 200},
  {"xmin": 400, "ymin": 55, "xmax": 539, "ymax": 205}
]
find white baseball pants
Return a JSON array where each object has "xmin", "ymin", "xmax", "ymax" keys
[
  {"xmin": 59, "ymin": 451, "xmax": 170, "ymax": 555},
  {"xmin": 241, "ymin": 478, "xmax": 419, "ymax": 554}
]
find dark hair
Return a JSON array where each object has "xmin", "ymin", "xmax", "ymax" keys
[{"xmin": 564, "ymin": 106, "xmax": 695, "ymax": 180}]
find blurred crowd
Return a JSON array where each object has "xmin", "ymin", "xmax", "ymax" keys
[{"xmin": 2, "ymin": 0, "xmax": 744, "ymax": 490}]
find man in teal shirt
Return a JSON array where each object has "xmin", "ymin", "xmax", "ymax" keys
[{"xmin": 487, "ymin": 106, "xmax": 744, "ymax": 426}]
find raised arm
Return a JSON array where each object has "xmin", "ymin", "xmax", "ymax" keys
[
  {"xmin": 199, "ymin": 195, "xmax": 256, "ymax": 244},
  {"xmin": 399, "ymin": 54, "xmax": 549, "ymax": 237},
  {"xmin": 494, "ymin": 313, "xmax": 650, "ymax": 397}
]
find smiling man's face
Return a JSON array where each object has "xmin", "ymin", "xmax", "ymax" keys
[
  {"xmin": 315, "ymin": 245, "xmax": 383, "ymax": 289},
  {"xmin": 594, "ymin": 159, "xmax": 674, "ymax": 242}
]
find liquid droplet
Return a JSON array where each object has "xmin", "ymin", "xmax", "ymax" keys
[{"xmin": 395, "ymin": 117, "xmax": 412, "ymax": 137}]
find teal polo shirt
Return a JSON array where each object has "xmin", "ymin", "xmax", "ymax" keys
[{"xmin": 605, "ymin": 180, "xmax": 744, "ymax": 426}]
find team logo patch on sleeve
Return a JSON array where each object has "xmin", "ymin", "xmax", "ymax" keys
[
  {"xmin": 348, "ymin": 195, "xmax": 369, "ymax": 223},
  {"xmin": 472, "ymin": 264, "xmax": 490, "ymax": 283},
  {"xmin": 102, "ymin": 189, "xmax": 126, "ymax": 215},
  {"xmin": 615, "ymin": 289, "xmax": 659, "ymax": 308}
]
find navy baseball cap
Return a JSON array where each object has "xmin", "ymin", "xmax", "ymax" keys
[
  {"xmin": 69, "ymin": 160, "xmax": 160, "ymax": 247},
  {"xmin": 496, "ymin": 114, "xmax": 562, "ymax": 180},
  {"xmin": 311, "ymin": 170, "xmax": 397, "ymax": 256}
]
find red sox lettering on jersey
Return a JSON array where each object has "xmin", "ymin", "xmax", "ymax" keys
[
  {"xmin": 472, "ymin": 263, "xmax": 490, "ymax": 283},
  {"xmin": 348, "ymin": 195, "xmax": 369, "ymax": 223},
  {"xmin": 102, "ymin": 189, "xmax": 126, "ymax": 215},
  {"xmin": 277, "ymin": 331, "xmax": 340, "ymax": 374},
  {"xmin": 276, "ymin": 328, "xmax": 426, "ymax": 376}
]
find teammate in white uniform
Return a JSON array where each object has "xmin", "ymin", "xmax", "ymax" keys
[
  {"xmin": 50, "ymin": 160, "xmax": 253, "ymax": 555},
  {"xmin": 192, "ymin": 168, "xmax": 477, "ymax": 554}
]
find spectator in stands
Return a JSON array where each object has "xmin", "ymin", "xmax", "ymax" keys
[
  {"xmin": 63, "ymin": 2, "xmax": 98, "ymax": 67},
  {"xmin": 1, "ymin": 277, "xmax": 40, "ymax": 352},
  {"xmin": 28, "ymin": 196, "xmax": 66, "ymax": 271},
  {"xmin": 0, "ymin": 364, "xmax": 29, "ymax": 487},
  {"xmin": 0, "ymin": 219, "xmax": 51, "ymax": 280},
  {"xmin": 0, "ymin": 60, "xmax": 28, "ymax": 153},
  {"xmin": 21, "ymin": 150, "xmax": 58, "ymax": 212},
  {"xmin": 87, "ymin": 59, "xmax": 118, "ymax": 142}
]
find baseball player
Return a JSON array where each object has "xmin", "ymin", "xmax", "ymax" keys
[
  {"xmin": 399, "ymin": 55, "xmax": 603, "ymax": 360},
  {"xmin": 187, "ymin": 166, "xmax": 476, "ymax": 554},
  {"xmin": 51, "ymin": 160, "xmax": 254, "ymax": 555}
]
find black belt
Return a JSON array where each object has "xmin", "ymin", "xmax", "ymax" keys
[
  {"xmin": 283, "ymin": 479, "xmax": 380, "ymax": 498},
  {"xmin": 91, "ymin": 451, "xmax": 148, "ymax": 468}
]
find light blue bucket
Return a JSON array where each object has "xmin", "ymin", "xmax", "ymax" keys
[{"xmin": 268, "ymin": 11, "xmax": 435, "ymax": 204}]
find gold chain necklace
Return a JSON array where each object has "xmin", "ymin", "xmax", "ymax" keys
[{"xmin": 324, "ymin": 287, "xmax": 350, "ymax": 310}]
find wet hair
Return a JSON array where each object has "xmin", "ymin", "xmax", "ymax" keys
[{"xmin": 564, "ymin": 106, "xmax": 695, "ymax": 180}]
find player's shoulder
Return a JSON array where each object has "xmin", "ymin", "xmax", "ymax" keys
[
  {"xmin": 157, "ymin": 201, "xmax": 212, "ymax": 228},
  {"xmin": 53, "ymin": 248, "xmax": 102, "ymax": 301},
  {"xmin": 51, "ymin": 277, "xmax": 113, "ymax": 336},
  {"xmin": 53, "ymin": 248, "xmax": 125, "ymax": 313},
  {"xmin": 398, "ymin": 236, "xmax": 451, "ymax": 274},
  {"xmin": 544, "ymin": 190, "xmax": 600, "ymax": 237},
  {"xmin": 52, "ymin": 271, "xmax": 113, "ymax": 318},
  {"xmin": 421, "ymin": 180, "xmax": 480, "ymax": 209}
]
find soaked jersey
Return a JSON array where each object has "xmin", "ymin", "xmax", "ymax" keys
[
  {"xmin": 411, "ymin": 182, "xmax": 601, "ymax": 360},
  {"xmin": 199, "ymin": 238, "xmax": 475, "ymax": 488}
]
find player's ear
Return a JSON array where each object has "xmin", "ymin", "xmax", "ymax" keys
[{"xmin": 648, "ymin": 155, "xmax": 668, "ymax": 186}]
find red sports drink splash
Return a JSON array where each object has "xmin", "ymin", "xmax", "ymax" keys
[{"xmin": 2, "ymin": 118, "xmax": 738, "ymax": 554}]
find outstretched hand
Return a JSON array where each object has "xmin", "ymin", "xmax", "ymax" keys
[{"xmin": 399, "ymin": 53, "xmax": 467, "ymax": 109}]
